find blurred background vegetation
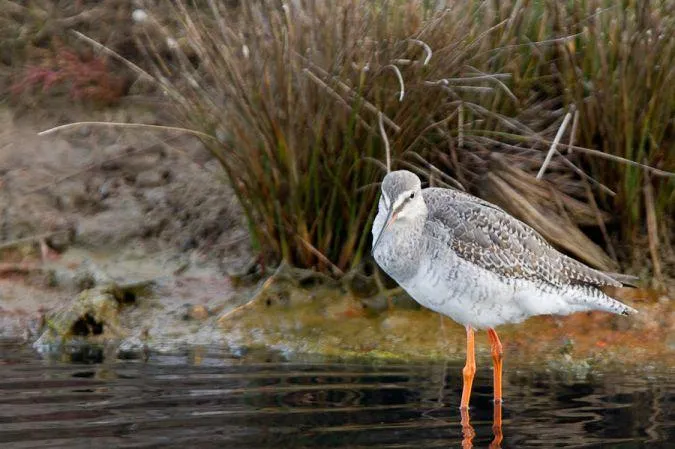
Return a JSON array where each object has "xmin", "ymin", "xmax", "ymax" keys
[{"xmin": 2, "ymin": 0, "xmax": 674, "ymax": 283}]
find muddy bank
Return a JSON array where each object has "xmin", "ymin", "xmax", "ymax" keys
[
  {"xmin": 0, "ymin": 106, "xmax": 673, "ymax": 370},
  {"xmin": 0, "ymin": 105, "xmax": 254, "ymax": 346},
  {"xmin": 216, "ymin": 268, "xmax": 674, "ymax": 369},
  {"xmin": 0, "ymin": 107, "xmax": 251, "ymax": 266}
]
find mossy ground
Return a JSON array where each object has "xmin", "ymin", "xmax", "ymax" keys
[{"xmin": 219, "ymin": 279, "xmax": 674, "ymax": 369}]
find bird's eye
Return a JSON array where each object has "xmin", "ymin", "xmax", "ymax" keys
[{"xmin": 409, "ymin": 192, "xmax": 415, "ymax": 199}]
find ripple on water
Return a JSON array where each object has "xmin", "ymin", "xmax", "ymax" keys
[{"xmin": 0, "ymin": 340, "xmax": 673, "ymax": 449}]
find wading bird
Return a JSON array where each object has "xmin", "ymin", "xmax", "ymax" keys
[{"xmin": 371, "ymin": 170, "xmax": 636, "ymax": 409}]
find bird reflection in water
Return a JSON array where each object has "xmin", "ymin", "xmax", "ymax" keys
[{"xmin": 460, "ymin": 403, "xmax": 503, "ymax": 449}]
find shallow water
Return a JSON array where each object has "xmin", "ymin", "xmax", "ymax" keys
[{"xmin": 0, "ymin": 340, "xmax": 672, "ymax": 449}]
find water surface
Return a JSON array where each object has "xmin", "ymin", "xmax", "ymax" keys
[{"xmin": 0, "ymin": 340, "xmax": 672, "ymax": 448}]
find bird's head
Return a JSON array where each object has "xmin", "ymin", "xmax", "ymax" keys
[{"xmin": 372, "ymin": 170, "xmax": 426, "ymax": 251}]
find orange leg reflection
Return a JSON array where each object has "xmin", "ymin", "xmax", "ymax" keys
[
  {"xmin": 460, "ymin": 407, "xmax": 475, "ymax": 449},
  {"xmin": 460, "ymin": 326, "xmax": 476, "ymax": 409},
  {"xmin": 487, "ymin": 328, "xmax": 503, "ymax": 404},
  {"xmin": 459, "ymin": 402, "xmax": 503, "ymax": 449},
  {"xmin": 489, "ymin": 400, "xmax": 503, "ymax": 448}
]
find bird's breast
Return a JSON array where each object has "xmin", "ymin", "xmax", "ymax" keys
[
  {"xmin": 399, "ymin": 254, "xmax": 529, "ymax": 329},
  {"xmin": 372, "ymin": 222, "xmax": 426, "ymax": 283}
]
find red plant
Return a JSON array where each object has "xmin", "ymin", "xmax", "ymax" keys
[{"xmin": 11, "ymin": 45, "xmax": 125, "ymax": 105}]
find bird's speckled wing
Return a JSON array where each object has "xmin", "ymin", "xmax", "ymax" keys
[{"xmin": 422, "ymin": 188, "xmax": 621, "ymax": 288}]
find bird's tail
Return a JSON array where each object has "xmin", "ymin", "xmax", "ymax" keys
[
  {"xmin": 601, "ymin": 271, "xmax": 640, "ymax": 287},
  {"xmin": 568, "ymin": 285, "xmax": 638, "ymax": 316}
]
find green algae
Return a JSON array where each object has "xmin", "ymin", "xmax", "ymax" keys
[
  {"xmin": 39, "ymin": 280, "xmax": 155, "ymax": 343},
  {"xmin": 217, "ymin": 270, "xmax": 675, "ymax": 368}
]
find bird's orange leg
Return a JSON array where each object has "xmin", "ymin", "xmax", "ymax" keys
[
  {"xmin": 487, "ymin": 328, "xmax": 503, "ymax": 404},
  {"xmin": 489, "ymin": 399, "xmax": 503, "ymax": 449},
  {"xmin": 460, "ymin": 325, "xmax": 476, "ymax": 409}
]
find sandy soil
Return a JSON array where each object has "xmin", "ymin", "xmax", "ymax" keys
[{"xmin": 0, "ymin": 104, "xmax": 253, "ymax": 345}]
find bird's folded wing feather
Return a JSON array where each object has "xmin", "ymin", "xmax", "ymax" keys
[{"xmin": 422, "ymin": 188, "xmax": 621, "ymax": 288}]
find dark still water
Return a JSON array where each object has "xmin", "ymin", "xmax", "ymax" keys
[{"xmin": 0, "ymin": 340, "xmax": 672, "ymax": 449}]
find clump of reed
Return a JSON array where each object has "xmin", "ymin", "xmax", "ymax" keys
[
  {"xmin": 555, "ymin": 1, "xmax": 675, "ymax": 279},
  {"xmin": 130, "ymin": 1, "xmax": 674, "ymax": 278}
]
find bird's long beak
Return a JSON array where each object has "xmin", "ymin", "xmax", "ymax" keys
[{"xmin": 372, "ymin": 208, "xmax": 398, "ymax": 252}]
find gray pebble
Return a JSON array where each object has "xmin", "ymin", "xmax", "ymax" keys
[
  {"xmin": 142, "ymin": 187, "xmax": 167, "ymax": 205},
  {"xmin": 136, "ymin": 170, "xmax": 165, "ymax": 188}
]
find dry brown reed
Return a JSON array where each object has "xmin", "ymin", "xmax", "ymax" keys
[
  {"xmin": 128, "ymin": 0, "xmax": 675, "ymax": 277},
  {"xmin": 9, "ymin": 0, "xmax": 675, "ymax": 279}
]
